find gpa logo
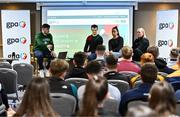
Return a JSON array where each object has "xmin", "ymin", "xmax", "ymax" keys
[
  {"xmin": 158, "ymin": 39, "xmax": 173, "ymax": 47},
  {"xmin": 7, "ymin": 37, "xmax": 27, "ymax": 45},
  {"xmin": 159, "ymin": 22, "xmax": 174, "ymax": 30},
  {"xmin": 8, "ymin": 52, "xmax": 27, "ymax": 60},
  {"xmin": 6, "ymin": 21, "xmax": 26, "ymax": 29}
]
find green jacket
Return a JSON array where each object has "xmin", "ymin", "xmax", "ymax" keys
[{"xmin": 34, "ymin": 32, "xmax": 54, "ymax": 51}]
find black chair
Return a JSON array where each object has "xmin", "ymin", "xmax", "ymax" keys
[
  {"xmin": 108, "ymin": 80, "xmax": 129, "ymax": 96},
  {"xmin": 13, "ymin": 63, "xmax": 33, "ymax": 88},
  {"xmin": 50, "ymin": 93, "xmax": 76, "ymax": 116},
  {"xmin": 0, "ymin": 62, "xmax": 12, "ymax": 69},
  {"xmin": 0, "ymin": 68, "xmax": 18, "ymax": 101},
  {"xmin": 65, "ymin": 78, "xmax": 88, "ymax": 89}
]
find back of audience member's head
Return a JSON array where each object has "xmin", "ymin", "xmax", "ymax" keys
[
  {"xmin": 127, "ymin": 105, "xmax": 157, "ymax": 117},
  {"xmin": 50, "ymin": 59, "xmax": 69, "ymax": 78},
  {"xmin": 149, "ymin": 81, "xmax": 176, "ymax": 116},
  {"xmin": 73, "ymin": 51, "xmax": 87, "ymax": 67},
  {"xmin": 147, "ymin": 46, "xmax": 159, "ymax": 59},
  {"xmin": 170, "ymin": 48, "xmax": 179, "ymax": 59},
  {"xmin": 14, "ymin": 78, "xmax": 57, "ymax": 117},
  {"xmin": 105, "ymin": 54, "xmax": 118, "ymax": 70},
  {"xmin": 177, "ymin": 55, "xmax": 180, "ymax": 67},
  {"xmin": 85, "ymin": 60, "xmax": 103, "ymax": 78},
  {"xmin": 78, "ymin": 76, "xmax": 108, "ymax": 116},
  {"xmin": 96, "ymin": 45, "xmax": 106, "ymax": 56},
  {"xmin": 140, "ymin": 63, "xmax": 157, "ymax": 84},
  {"xmin": 140, "ymin": 53, "xmax": 154, "ymax": 65},
  {"xmin": 121, "ymin": 46, "xmax": 133, "ymax": 59}
]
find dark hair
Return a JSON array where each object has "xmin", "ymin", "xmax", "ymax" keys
[
  {"xmin": 149, "ymin": 81, "xmax": 176, "ymax": 116},
  {"xmin": 96, "ymin": 45, "xmax": 106, "ymax": 51},
  {"xmin": 105, "ymin": 55, "xmax": 118, "ymax": 69},
  {"xmin": 50, "ymin": 59, "xmax": 69, "ymax": 77},
  {"xmin": 85, "ymin": 60, "xmax": 102, "ymax": 75},
  {"xmin": 121, "ymin": 46, "xmax": 133, "ymax": 59},
  {"xmin": 91, "ymin": 24, "xmax": 98, "ymax": 29},
  {"xmin": 42, "ymin": 23, "xmax": 50, "ymax": 29},
  {"xmin": 14, "ymin": 78, "xmax": 57, "ymax": 117},
  {"xmin": 147, "ymin": 46, "xmax": 159, "ymax": 59},
  {"xmin": 112, "ymin": 26, "xmax": 120, "ymax": 36},
  {"xmin": 78, "ymin": 76, "xmax": 108, "ymax": 116},
  {"xmin": 140, "ymin": 63, "xmax": 157, "ymax": 84},
  {"xmin": 73, "ymin": 51, "xmax": 87, "ymax": 67},
  {"xmin": 170, "ymin": 48, "xmax": 179, "ymax": 58}
]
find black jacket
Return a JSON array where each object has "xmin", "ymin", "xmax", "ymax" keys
[
  {"xmin": 108, "ymin": 36, "xmax": 124, "ymax": 52},
  {"xmin": 48, "ymin": 77, "xmax": 75, "ymax": 97},
  {"xmin": 132, "ymin": 37, "xmax": 149, "ymax": 61},
  {"xmin": 104, "ymin": 71, "xmax": 129, "ymax": 83},
  {"xmin": 66, "ymin": 67, "xmax": 88, "ymax": 79}
]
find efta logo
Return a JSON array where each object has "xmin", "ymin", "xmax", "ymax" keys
[
  {"xmin": 168, "ymin": 40, "xmax": 173, "ymax": 47},
  {"xmin": 7, "ymin": 37, "xmax": 27, "ymax": 45},
  {"xmin": 8, "ymin": 52, "xmax": 28, "ymax": 60},
  {"xmin": 158, "ymin": 39, "xmax": 173, "ymax": 47},
  {"xmin": 159, "ymin": 22, "xmax": 174, "ymax": 30},
  {"xmin": 169, "ymin": 22, "xmax": 174, "ymax": 29}
]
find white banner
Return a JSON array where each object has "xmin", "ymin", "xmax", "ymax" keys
[
  {"xmin": 156, "ymin": 10, "xmax": 178, "ymax": 62},
  {"xmin": 1, "ymin": 10, "xmax": 31, "ymax": 63}
]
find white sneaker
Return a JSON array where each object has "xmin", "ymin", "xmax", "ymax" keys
[
  {"xmin": 44, "ymin": 69, "xmax": 51, "ymax": 77},
  {"xmin": 39, "ymin": 70, "xmax": 45, "ymax": 78}
]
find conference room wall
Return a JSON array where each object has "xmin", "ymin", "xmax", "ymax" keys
[
  {"xmin": 134, "ymin": 3, "xmax": 180, "ymax": 47},
  {"xmin": 0, "ymin": 3, "xmax": 39, "ymax": 57}
]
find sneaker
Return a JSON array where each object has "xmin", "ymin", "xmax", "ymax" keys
[
  {"xmin": 39, "ymin": 70, "xmax": 45, "ymax": 78},
  {"xmin": 44, "ymin": 69, "xmax": 51, "ymax": 77}
]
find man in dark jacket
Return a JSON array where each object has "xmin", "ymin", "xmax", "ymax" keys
[
  {"xmin": 66, "ymin": 51, "xmax": 88, "ymax": 79},
  {"xmin": 48, "ymin": 59, "xmax": 77, "ymax": 97}
]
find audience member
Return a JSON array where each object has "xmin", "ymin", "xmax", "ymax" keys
[
  {"xmin": 66, "ymin": 51, "xmax": 88, "ymax": 79},
  {"xmin": 14, "ymin": 78, "xmax": 58, "ymax": 117},
  {"xmin": 168, "ymin": 48, "xmax": 179, "ymax": 68},
  {"xmin": 130, "ymin": 53, "xmax": 164, "ymax": 86},
  {"xmin": 117, "ymin": 46, "xmax": 141, "ymax": 73},
  {"xmin": 132, "ymin": 27, "xmax": 149, "ymax": 61},
  {"xmin": 166, "ymin": 55, "xmax": 180, "ymax": 82},
  {"xmin": 126, "ymin": 105, "xmax": 157, "ymax": 117},
  {"xmin": 49, "ymin": 59, "xmax": 77, "ymax": 97},
  {"xmin": 147, "ymin": 46, "xmax": 174, "ymax": 74},
  {"xmin": 77, "ymin": 76, "xmax": 119, "ymax": 116},
  {"xmin": 149, "ymin": 81, "xmax": 177, "ymax": 117},
  {"xmin": 78, "ymin": 60, "xmax": 121, "ymax": 102},
  {"xmin": 104, "ymin": 54, "xmax": 129, "ymax": 82},
  {"xmin": 119, "ymin": 63, "xmax": 157, "ymax": 115}
]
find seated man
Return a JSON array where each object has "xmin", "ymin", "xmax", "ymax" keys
[
  {"xmin": 48, "ymin": 59, "xmax": 77, "ymax": 97},
  {"xmin": 104, "ymin": 54, "xmax": 129, "ymax": 82},
  {"xmin": 119, "ymin": 63, "xmax": 157, "ymax": 115},
  {"xmin": 166, "ymin": 55, "xmax": 180, "ymax": 82},
  {"xmin": 168, "ymin": 48, "xmax": 179, "ymax": 68},
  {"xmin": 117, "ymin": 46, "xmax": 141, "ymax": 73},
  {"xmin": 147, "ymin": 46, "xmax": 174, "ymax": 74},
  {"xmin": 78, "ymin": 60, "xmax": 121, "ymax": 102},
  {"xmin": 66, "ymin": 51, "xmax": 88, "ymax": 79},
  {"xmin": 34, "ymin": 24, "xmax": 56, "ymax": 77}
]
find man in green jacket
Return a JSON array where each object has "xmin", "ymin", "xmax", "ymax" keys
[{"xmin": 34, "ymin": 24, "xmax": 56, "ymax": 77}]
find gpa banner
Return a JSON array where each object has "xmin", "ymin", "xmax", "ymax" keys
[
  {"xmin": 1, "ymin": 10, "xmax": 31, "ymax": 63},
  {"xmin": 156, "ymin": 10, "xmax": 178, "ymax": 62}
]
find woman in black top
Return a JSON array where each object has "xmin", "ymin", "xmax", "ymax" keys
[
  {"xmin": 132, "ymin": 27, "xmax": 149, "ymax": 61},
  {"xmin": 108, "ymin": 26, "xmax": 124, "ymax": 52}
]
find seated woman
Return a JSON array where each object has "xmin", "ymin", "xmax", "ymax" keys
[
  {"xmin": 77, "ymin": 75, "xmax": 119, "ymax": 116},
  {"xmin": 149, "ymin": 81, "xmax": 177, "ymax": 117},
  {"xmin": 14, "ymin": 78, "xmax": 58, "ymax": 117}
]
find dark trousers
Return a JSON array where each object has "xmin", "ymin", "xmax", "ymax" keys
[{"xmin": 34, "ymin": 50, "xmax": 54, "ymax": 70}]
